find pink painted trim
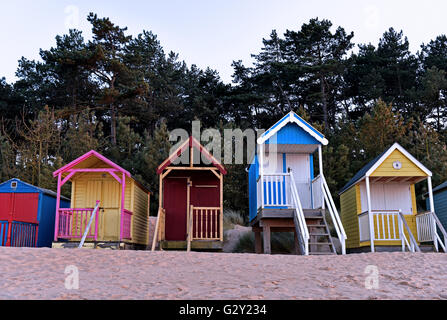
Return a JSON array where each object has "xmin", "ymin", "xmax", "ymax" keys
[
  {"xmin": 54, "ymin": 173, "xmax": 61, "ymax": 241},
  {"xmin": 108, "ymin": 171, "xmax": 122, "ymax": 184},
  {"xmin": 61, "ymin": 171, "xmax": 76, "ymax": 187},
  {"xmin": 120, "ymin": 172, "xmax": 126, "ymax": 241},
  {"xmin": 53, "ymin": 150, "xmax": 131, "ymax": 178}
]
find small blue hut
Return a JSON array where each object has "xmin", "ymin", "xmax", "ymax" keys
[{"xmin": 0, "ymin": 178, "xmax": 70, "ymax": 247}]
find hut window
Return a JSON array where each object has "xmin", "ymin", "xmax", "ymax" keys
[{"xmin": 11, "ymin": 181, "xmax": 17, "ymax": 189}]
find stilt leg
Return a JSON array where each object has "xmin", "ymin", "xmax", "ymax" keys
[
  {"xmin": 263, "ymin": 224, "xmax": 271, "ymax": 254},
  {"xmin": 255, "ymin": 230, "xmax": 262, "ymax": 254}
]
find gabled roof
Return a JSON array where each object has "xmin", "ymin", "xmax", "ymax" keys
[
  {"xmin": 432, "ymin": 181, "xmax": 447, "ymax": 194},
  {"xmin": 257, "ymin": 111, "xmax": 329, "ymax": 145},
  {"xmin": 53, "ymin": 150, "xmax": 131, "ymax": 178},
  {"xmin": 339, "ymin": 143, "xmax": 432, "ymax": 194},
  {"xmin": 157, "ymin": 136, "xmax": 227, "ymax": 175},
  {"xmin": 0, "ymin": 178, "xmax": 70, "ymax": 201}
]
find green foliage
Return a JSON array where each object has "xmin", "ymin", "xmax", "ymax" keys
[{"xmin": 232, "ymin": 232, "xmax": 295, "ymax": 254}]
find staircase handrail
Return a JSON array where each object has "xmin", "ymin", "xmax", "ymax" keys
[
  {"xmin": 151, "ymin": 207, "xmax": 165, "ymax": 251},
  {"xmin": 430, "ymin": 211, "xmax": 447, "ymax": 252},
  {"xmin": 78, "ymin": 201, "xmax": 100, "ymax": 249},
  {"xmin": 398, "ymin": 210, "xmax": 421, "ymax": 253},
  {"xmin": 289, "ymin": 169, "xmax": 309, "ymax": 255},
  {"xmin": 321, "ymin": 174, "xmax": 347, "ymax": 254}
]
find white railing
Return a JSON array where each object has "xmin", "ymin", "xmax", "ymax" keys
[
  {"xmin": 417, "ymin": 211, "xmax": 447, "ymax": 252},
  {"xmin": 258, "ymin": 173, "xmax": 291, "ymax": 208},
  {"xmin": 311, "ymin": 175, "xmax": 323, "ymax": 209},
  {"xmin": 321, "ymin": 174, "xmax": 347, "ymax": 254},
  {"xmin": 289, "ymin": 170, "xmax": 309, "ymax": 255},
  {"xmin": 359, "ymin": 210, "xmax": 420, "ymax": 252}
]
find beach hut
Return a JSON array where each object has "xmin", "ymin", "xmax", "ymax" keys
[
  {"xmin": 339, "ymin": 142, "xmax": 446, "ymax": 253},
  {"xmin": 425, "ymin": 182, "xmax": 447, "ymax": 251},
  {"xmin": 0, "ymin": 178, "xmax": 70, "ymax": 247},
  {"xmin": 247, "ymin": 111, "xmax": 346, "ymax": 255},
  {"xmin": 52, "ymin": 150, "xmax": 151, "ymax": 249},
  {"xmin": 152, "ymin": 136, "xmax": 226, "ymax": 251}
]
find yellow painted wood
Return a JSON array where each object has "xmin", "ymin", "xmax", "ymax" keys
[
  {"xmin": 370, "ymin": 149, "xmax": 427, "ymax": 177},
  {"xmin": 355, "ymin": 184, "xmax": 362, "ymax": 214},
  {"xmin": 411, "ymin": 184, "xmax": 417, "ymax": 214},
  {"xmin": 70, "ymin": 172, "xmax": 150, "ymax": 245},
  {"xmin": 340, "ymin": 186, "xmax": 360, "ymax": 249}
]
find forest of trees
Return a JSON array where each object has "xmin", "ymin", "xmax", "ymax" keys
[{"xmin": 1, "ymin": 14, "xmax": 447, "ymax": 217}]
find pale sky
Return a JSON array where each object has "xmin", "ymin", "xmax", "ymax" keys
[{"xmin": 0, "ymin": 0, "xmax": 446, "ymax": 84}]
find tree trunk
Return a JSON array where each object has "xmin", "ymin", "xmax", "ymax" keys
[
  {"xmin": 320, "ymin": 75, "xmax": 329, "ymax": 129},
  {"xmin": 111, "ymin": 104, "xmax": 117, "ymax": 145}
]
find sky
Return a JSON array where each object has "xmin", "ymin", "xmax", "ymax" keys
[{"xmin": 0, "ymin": 0, "xmax": 446, "ymax": 84}]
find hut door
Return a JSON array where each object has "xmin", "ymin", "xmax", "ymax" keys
[
  {"xmin": 287, "ymin": 154, "xmax": 312, "ymax": 209},
  {"xmin": 86, "ymin": 180, "xmax": 121, "ymax": 241},
  {"xmin": 163, "ymin": 178, "xmax": 188, "ymax": 241}
]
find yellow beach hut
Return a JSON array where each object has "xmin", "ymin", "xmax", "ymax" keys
[
  {"xmin": 52, "ymin": 150, "xmax": 151, "ymax": 249},
  {"xmin": 339, "ymin": 142, "xmax": 440, "ymax": 253}
]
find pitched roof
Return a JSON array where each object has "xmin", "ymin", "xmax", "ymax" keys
[
  {"xmin": 257, "ymin": 111, "xmax": 328, "ymax": 145},
  {"xmin": 339, "ymin": 142, "xmax": 432, "ymax": 194},
  {"xmin": 0, "ymin": 178, "xmax": 70, "ymax": 201},
  {"xmin": 157, "ymin": 136, "xmax": 227, "ymax": 175},
  {"xmin": 53, "ymin": 150, "xmax": 131, "ymax": 178},
  {"xmin": 432, "ymin": 181, "xmax": 447, "ymax": 193}
]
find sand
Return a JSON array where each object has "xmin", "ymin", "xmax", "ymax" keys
[{"xmin": 0, "ymin": 248, "xmax": 446, "ymax": 300}]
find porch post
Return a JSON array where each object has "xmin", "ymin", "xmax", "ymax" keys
[
  {"xmin": 427, "ymin": 176, "xmax": 438, "ymax": 251},
  {"xmin": 54, "ymin": 173, "xmax": 62, "ymax": 242},
  {"xmin": 259, "ymin": 143, "xmax": 264, "ymax": 209},
  {"xmin": 318, "ymin": 145, "xmax": 324, "ymax": 210},
  {"xmin": 366, "ymin": 176, "xmax": 375, "ymax": 252},
  {"xmin": 120, "ymin": 172, "xmax": 126, "ymax": 242}
]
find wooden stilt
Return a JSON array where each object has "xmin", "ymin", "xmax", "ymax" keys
[
  {"xmin": 254, "ymin": 230, "xmax": 262, "ymax": 254},
  {"xmin": 263, "ymin": 224, "xmax": 271, "ymax": 254}
]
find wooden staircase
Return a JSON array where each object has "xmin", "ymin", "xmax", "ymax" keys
[{"xmin": 304, "ymin": 209, "xmax": 336, "ymax": 255}]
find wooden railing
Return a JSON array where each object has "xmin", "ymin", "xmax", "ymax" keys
[
  {"xmin": 0, "ymin": 221, "xmax": 39, "ymax": 247},
  {"xmin": 289, "ymin": 170, "xmax": 309, "ymax": 255},
  {"xmin": 258, "ymin": 173, "xmax": 290, "ymax": 208},
  {"xmin": 57, "ymin": 207, "xmax": 99, "ymax": 241},
  {"xmin": 189, "ymin": 206, "xmax": 222, "ymax": 241},
  {"xmin": 121, "ymin": 209, "xmax": 133, "ymax": 240},
  {"xmin": 0, "ymin": 221, "xmax": 9, "ymax": 246},
  {"xmin": 359, "ymin": 210, "xmax": 420, "ymax": 252},
  {"xmin": 417, "ymin": 211, "xmax": 447, "ymax": 252},
  {"xmin": 321, "ymin": 174, "xmax": 347, "ymax": 254}
]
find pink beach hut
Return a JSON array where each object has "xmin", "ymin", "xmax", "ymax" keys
[{"xmin": 52, "ymin": 150, "xmax": 151, "ymax": 249}]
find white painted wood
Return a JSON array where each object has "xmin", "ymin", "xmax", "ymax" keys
[
  {"xmin": 287, "ymin": 154, "xmax": 311, "ymax": 209},
  {"xmin": 259, "ymin": 144, "xmax": 264, "ymax": 209},
  {"xmin": 359, "ymin": 182, "xmax": 412, "ymax": 214},
  {"xmin": 366, "ymin": 176, "xmax": 375, "ymax": 252}
]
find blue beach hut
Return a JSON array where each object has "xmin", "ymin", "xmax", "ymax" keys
[
  {"xmin": 0, "ymin": 178, "xmax": 70, "ymax": 247},
  {"xmin": 247, "ymin": 111, "xmax": 346, "ymax": 255}
]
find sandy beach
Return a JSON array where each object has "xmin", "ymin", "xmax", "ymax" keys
[{"xmin": 0, "ymin": 247, "xmax": 446, "ymax": 300}]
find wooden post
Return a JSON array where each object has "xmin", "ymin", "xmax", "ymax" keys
[
  {"xmin": 220, "ymin": 173, "xmax": 224, "ymax": 241},
  {"xmin": 54, "ymin": 173, "xmax": 62, "ymax": 242},
  {"xmin": 263, "ymin": 223, "xmax": 271, "ymax": 254},
  {"xmin": 120, "ymin": 173, "xmax": 126, "ymax": 242},
  {"xmin": 259, "ymin": 144, "xmax": 265, "ymax": 209},
  {"xmin": 366, "ymin": 176, "xmax": 375, "ymax": 252},
  {"xmin": 254, "ymin": 229, "xmax": 262, "ymax": 254},
  {"xmin": 427, "ymin": 176, "xmax": 438, "ymax": 251},
  {"xmin": 318, "ymin": 145, "xmax": 324, "ymax": 210},
  {"xmin": 294, "ymin": 230, "xmax": 300, "ymax": 255},
  {"xmin": 187, "ymin": 205, "xmax": 193, "ymax": 252}
]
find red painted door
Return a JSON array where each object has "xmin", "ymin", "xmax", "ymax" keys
[
  {"xmin": 0, "ymin": 194, "xmax": 13, "ymax": 221},
  {"xmin": 13, "ymin": 194, "xmax": 39, "ymax": 223},
  {"xmin": 163, "ymin": 178, "xmax": 188, "ymax": 241}
]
